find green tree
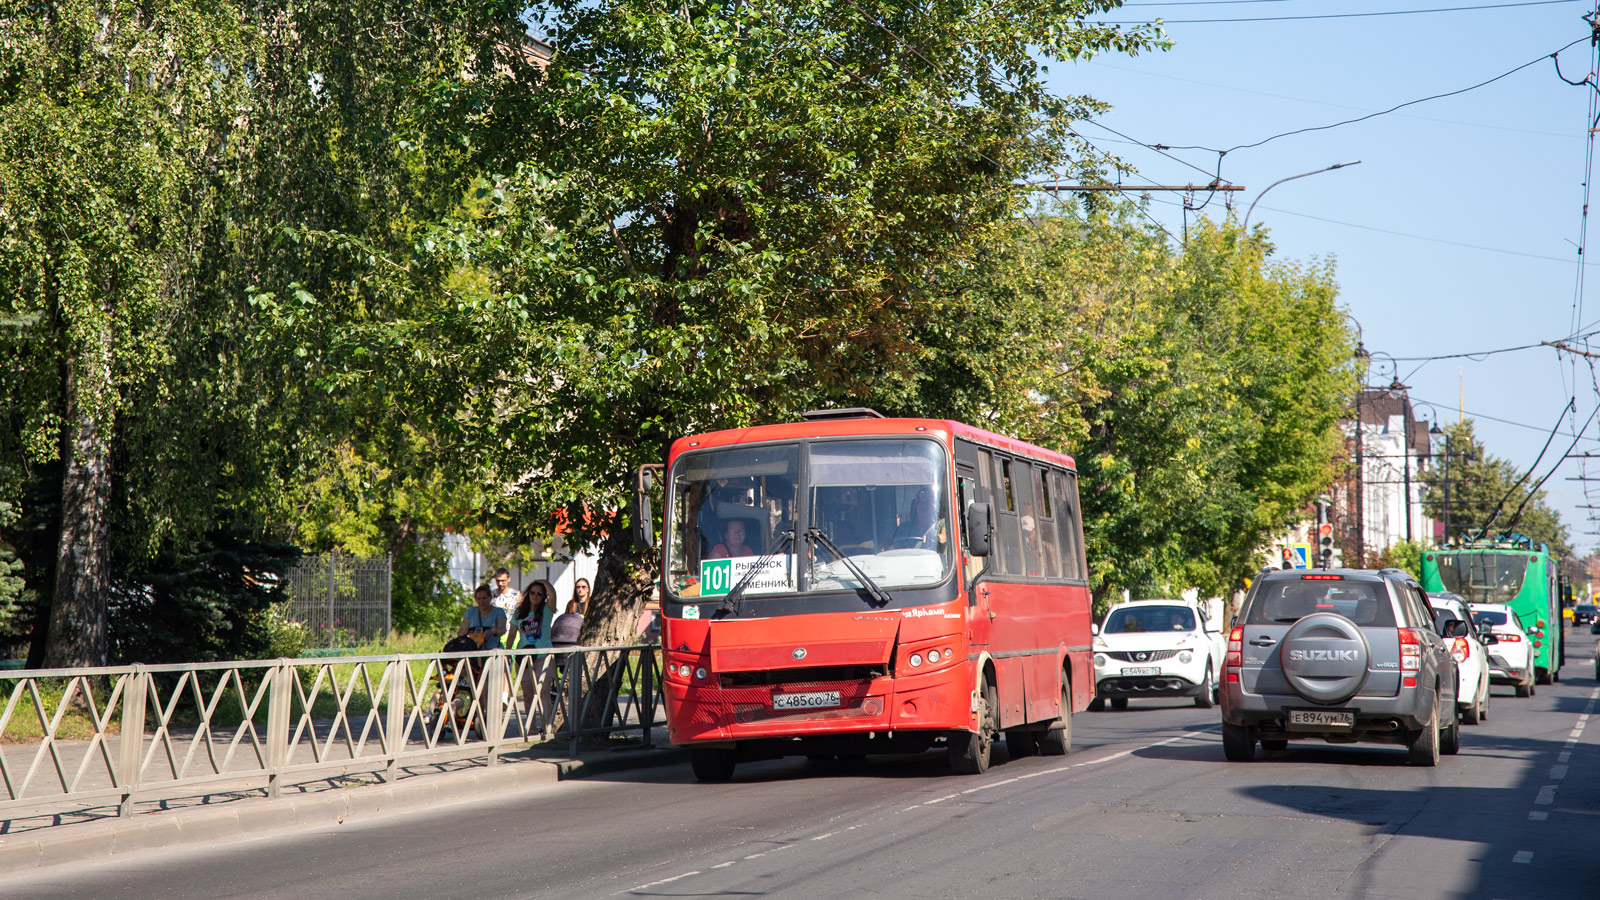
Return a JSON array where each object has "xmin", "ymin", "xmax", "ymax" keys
[
  {"xmin": 1373, "ymin": 539, "xmax": 1426, "ymax": 580},
  {"xmin": 257, "ymin": 0, "xmax": 1165, "ymax": 646},
  {"xmin": 0, "ymin": 1, "xmax": 257, "ymax": 666},
  {"xmin": 1421, "ymin": 419, "xmax": 1571, "ymax": 557},
  {"xmin": 0, "ymin": 1, "xmax": 497, "ymax": 664},
  {"xmin": 895, "ymin": 211, "xmax": 1355, "ymax": 605}
]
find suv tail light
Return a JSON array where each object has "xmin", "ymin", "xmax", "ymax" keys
[
  {"xmin": 1224, "ymin": 624, "xmax": 1243, "ymax": 681},
  {"xmin": 1452, "ymin": 637, "xmax": 1469, "ymax": 663},
  {"xmin": 1497, "ymin": 632, "xmax": 1522, "ymax": 643},
  {"xmin": 1399, "ymin": 627, "xmax": 1422, "ymax": 672}
]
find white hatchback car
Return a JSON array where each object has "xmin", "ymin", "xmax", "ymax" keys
[
  {"xmin": 1470, "ymin": 602, "xmax": 1537, "ymax": 697},
  {"xmin": 1429, "ymin": 593, "xmax": 1491, "ymax": 724},
  {"xmin": 1091, "ymin": 599, "xmax": 1225, "ymax": 710}
]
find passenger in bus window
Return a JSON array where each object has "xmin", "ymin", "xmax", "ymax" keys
[{"xmin": 710, "ymin": 519, "xmax": 754, "ymax": 559}]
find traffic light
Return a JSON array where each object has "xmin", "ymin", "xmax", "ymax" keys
[
  {"xmin": 1318, "ymin": 522, "xmax": 1335, "ymax": 568},
  {"xmin": 1281, "ymin": 547, "xmax": 1294, "ymax": 570}
]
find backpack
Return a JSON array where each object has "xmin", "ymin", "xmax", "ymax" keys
[{"xmin": 550, "ymin": 612, "xmax": 583, "ymax": 645}]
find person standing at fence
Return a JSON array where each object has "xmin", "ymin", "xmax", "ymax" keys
[
  {"xmin": 513, "ymin": 580, "xmax": 558, "ymax": 715},
  {"xmin": 459, "ymin": 585, "xmax": 508, "ymax": 649},
  {"xmin": 569, "ymin": 577, "xmax": 591, "ymax": 616},
  {"xmin": 492, "ymin": 567, "xmax": 520, "ymax": 619}
]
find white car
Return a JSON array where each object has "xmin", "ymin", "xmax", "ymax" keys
[
  {"xmin": 1091, "ymin": 599, "xmax": 1225, "ymax": 710},
  {"xmin": 1429, "ymin": 593, "xmax": 1491, "ymax": 724},
  {"xmin": 1470, "ymin": 602, "xmax": 1537, "ymax": 697}
]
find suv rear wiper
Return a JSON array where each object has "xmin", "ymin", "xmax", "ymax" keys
[
  {"xmin": 807, "ymin": 527, "xmax": 892, "ymax": 607},
  {"xmin": 719, "ymin": 530, "xmax": 795, "ymax": 617}
]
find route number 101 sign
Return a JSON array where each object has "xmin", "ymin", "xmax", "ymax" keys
[{"xmin": 699, "ymin": 555, "xmax": 794, "ymax": 597}]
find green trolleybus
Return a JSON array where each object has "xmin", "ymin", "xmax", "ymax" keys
[{"xmin": 1420, "ymin": 539, "xmax": 1564, "ymax": 684}]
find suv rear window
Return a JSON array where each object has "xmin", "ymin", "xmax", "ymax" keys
[
  {"xmin": 1473, "ymin": 610, "xmax": 1509, "ymax": 627},
  {"xmin": 1245, "ymin": 580, "xmax": 1395, "ymax": 627}
]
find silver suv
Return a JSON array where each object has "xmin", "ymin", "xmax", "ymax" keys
[{"xmin": 1221, "ymin": 569, "xmax": 1465, "ymax": 767}]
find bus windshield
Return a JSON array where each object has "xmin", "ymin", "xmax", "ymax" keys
[
  {"xmin": 1433, "ymin": 553, "xmax": 1530, "ymax": 604},
  {"xmin": 665, "ymin": 438, "xmax": 952, "ymax": 600}
]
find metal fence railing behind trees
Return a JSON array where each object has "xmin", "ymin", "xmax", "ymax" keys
[{"xmin": 285, "ymin": 554, "xmax": 392, "ymax": 646}]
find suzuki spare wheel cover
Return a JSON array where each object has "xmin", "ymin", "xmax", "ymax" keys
[{"xmin": 1279, "ymin": 613, "xmax": 1371, "ymax": 704}]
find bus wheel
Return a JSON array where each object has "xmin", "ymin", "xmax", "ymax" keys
[
  {"xmin": 690, "ymin": 748, "xmax": 736, "ymax": 783},
  {"xmin": 1037, "ymin": 683, "xmax": 1072, "ymax": 756},
  {"xmin": 949, "ymin": 681, "xmax": 997, "ymax": 775}
]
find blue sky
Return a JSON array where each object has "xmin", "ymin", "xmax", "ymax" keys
[{"xmin": 1048, "ymin": 0, "xmax": 1600, "ymax": 553}]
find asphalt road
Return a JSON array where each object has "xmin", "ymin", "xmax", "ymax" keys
[{"xmin": 10, "ymin": 634, "xmax": 1600, "ymax": 900}]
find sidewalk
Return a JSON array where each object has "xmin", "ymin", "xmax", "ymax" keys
[{"xmin": 0, "ymin": 742, "xmax": 685, "ymax": 873}]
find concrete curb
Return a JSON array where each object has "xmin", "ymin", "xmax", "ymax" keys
[{"xmin": 0, "ymin": 747, "xmax": 684, "ymax": 873}]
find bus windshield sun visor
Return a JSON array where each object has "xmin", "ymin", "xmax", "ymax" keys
[{"xmin": 808, "ymin": 527, "xmax": 893, "ymax": 607}]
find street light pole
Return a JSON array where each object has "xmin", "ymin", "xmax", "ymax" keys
[{"xmin": 1243, "ymin": 161, "xmax": 1362, "ymax": 231}]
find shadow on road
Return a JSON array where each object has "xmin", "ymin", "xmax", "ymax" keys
[{"xmin": 1236, "ymin": 727, "xmax": 1600, "ymax": 900}]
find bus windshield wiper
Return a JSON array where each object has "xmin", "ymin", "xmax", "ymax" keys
[
  {"xmin": 719, "ymin": 530, "xmax": 795, "ymax": 617},
  {"xmin": 807, "ymin": 527, "xmax": 892, "ymax": 607}
]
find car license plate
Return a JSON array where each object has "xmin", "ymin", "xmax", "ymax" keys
[
  {"xmin": 1122, "ymin": 666, "xmax": 1160, "ymax": 676},
  {"xmin": 772, "ymin": 690, "xmax": 842, "ymax": 710},
  {"xmin": 1289, "ymin": 709, "xmax": 1354, "ymax": 728}
]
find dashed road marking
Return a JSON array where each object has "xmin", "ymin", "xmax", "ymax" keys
[
  {"xmin": 1536, "ymin": 785, "xmax": 1557, "ymax": 805},
  {"xmin": 1512, "ymin": 850, "xmax": 1534, "ymax": 864},
  {"xmin": 1529, "ymin": 811, "xmax": 1549, "ymax": 821},
  {"xmin": 896, "ymin": 731, "xmax": 1204, "ymax": 814},
  {"xmin": 1550, "ymin": 764, "xmax": 1568, "ymax": 780},
  {"xmin": 1558, "ymin": 751, "xmax": 1571, "ymax": 763}
]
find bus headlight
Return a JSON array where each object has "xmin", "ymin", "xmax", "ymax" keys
[
  {"xmin": 695, "ymin": 667, "xmax": 708, "ymax": 680},
  {"xmin": 909, "ymin": 653, "xmax": 923, "ymax": 668}
]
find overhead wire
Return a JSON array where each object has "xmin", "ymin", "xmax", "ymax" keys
[
  {"xmin": 1503, "ymin": 400, "xmax": 1600, "ymax": 533},
  {"xmin": 1100, "ymin": 0, "xmax": 1586, "ymax": 24},
  {"xmin": 1480, "ymin": 399, "xmax": 1578, "ymax": 533},
  {"xmin": 1215, "ymin": 37, "xmax": 1588, "ymax": 154}
]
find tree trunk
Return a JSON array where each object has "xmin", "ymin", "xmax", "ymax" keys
[
  {"xmin": 42, "ymin": 366, "xmax": 114, "ymax": 669},
  {"xmin": 573, "ymin": 518, "xmax": 659, "ymax": 738}
]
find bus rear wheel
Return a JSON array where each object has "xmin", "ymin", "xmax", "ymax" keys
[
  {"xmin": 1036, "ymin": 683, "xmax": 1072, "ymax": 756},
  {"xmin": 690, "ymin": 748, "xmax": 736, "ymax": 783},
  {"xmin": 950, "ymin": 681, "xmax": 997, "ymax": 775}
]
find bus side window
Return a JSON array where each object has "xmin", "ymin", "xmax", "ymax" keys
[
  {"xmin": 994, "ymin": 456, "xmax": 1023, "ymax": 576},
  {"xmin": 1054, "ymin": 470, "xmax": 1086, "ymax": 581},
  {"xmin": 958, "ymin": 472, "xmax": 987, "ymax": 585},
  {"xmin": 1012, "ymin": 460, "xmax": 1043, "ymax": 579},
  {"xmin": 1035, "ymin": 467, "xmax": 1061, "ymax": 580}
]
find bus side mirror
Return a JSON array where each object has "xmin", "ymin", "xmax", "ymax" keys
[
  {"xmin": 965, "ymin": 502, "xmax": 993, "ymax": 557},
  {"xmin": 632, "ymin": 464, "xmax": 663, "ymax": 552}
]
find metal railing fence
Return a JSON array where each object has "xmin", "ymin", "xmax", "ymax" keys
[
  {"xmin": 285, "ymin": 553, "xmax": 393, "ymax": 645},
  {"xmin": 0, "ymin": 644, "xmax": 661, "ymax": 822}
]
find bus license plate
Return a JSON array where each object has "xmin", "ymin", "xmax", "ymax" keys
[
  {"xmin": 773, "ymin": 691, "xmax": 842, "ymax": 711},
  {"xmin": 1122, "ymin": 666, "xmax": 1160, "ymax": 676},
  {"xmin": 1289, "ymin": 709, "xmax": 1353, "ymax": 728}
]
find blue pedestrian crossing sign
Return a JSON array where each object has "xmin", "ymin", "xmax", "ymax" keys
[{"xmin": 1290, "ymin": 543, "xmax": 1311, "ymax": 569}]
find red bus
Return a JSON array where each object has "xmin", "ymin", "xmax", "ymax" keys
[{"xmin": 636, "ymin": 409, "xmax": 1094, "ymax": 780}]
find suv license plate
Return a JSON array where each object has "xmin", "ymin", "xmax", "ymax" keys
[
  {"xmin": 772, "ymin": 691, "xmax": 842, "ymax": 710},
  {"xmin": 1289, "ymin": 709, "xmax": 1354, "ymax": 728},
  {"xmin": 1122, "ymin": 666, "xmax": 1160, "ymax": 676}
]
